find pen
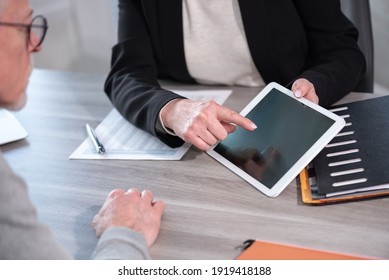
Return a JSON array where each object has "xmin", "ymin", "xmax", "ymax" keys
[{"xmin": 86, "ymin": 123, "xmax": 105, "ymax": 154}]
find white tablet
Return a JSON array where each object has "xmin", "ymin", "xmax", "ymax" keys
[{"xmin": 207, "ymin": 82, "xmax": 345, "ymax": 197}]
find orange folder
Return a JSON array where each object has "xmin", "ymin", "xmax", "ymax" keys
[
  {"xmin": 236, "ymin": 240, "xmax": 373, "ymax": 260},
  {"xmin": 299, "ymin": 168, "xmax": 389, "ymax": 204}
]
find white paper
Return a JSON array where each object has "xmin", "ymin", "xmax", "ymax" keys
[
  {"xmin": 69, "ymin": 90, "xmax": 232, "ymax": 160},
  {"xmin": 0, "ymin": 109, "xmax": 28, "ymax": 145}
]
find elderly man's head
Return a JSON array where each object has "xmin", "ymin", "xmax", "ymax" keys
[{"xmin": 0, "ymin": 0, "xmax": 44, "ymax": 110}]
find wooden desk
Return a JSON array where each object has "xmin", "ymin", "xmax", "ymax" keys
[{"xmin": 3, "ymin": 69, "xmax": 389, "ymax": 259}]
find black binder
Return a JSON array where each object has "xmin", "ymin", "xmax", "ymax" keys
[{"xmin": 300, "ymin": 95, "xmax": 389, "ymax": 203}]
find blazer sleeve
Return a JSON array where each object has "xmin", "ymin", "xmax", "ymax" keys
[
  {"xmin": 293, "ymin": 0, "xmax": 366, "ymax": 107},
  {"xmin": 105, "ymin": 0, "xmax": 185, "ymax": 148}
]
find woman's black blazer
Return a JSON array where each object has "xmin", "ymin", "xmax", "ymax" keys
[{"xmin": 105, "ymin": 0, "xmax": 365, "ymax": 148}]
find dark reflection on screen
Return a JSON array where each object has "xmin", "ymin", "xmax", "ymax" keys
[{"xmin": 214, "ymin": 89, "xmax": 335, "ymax": 189}]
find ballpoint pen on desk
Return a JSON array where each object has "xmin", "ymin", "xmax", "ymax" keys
[{"xmin": 85, "ymin": 123, "xmax": 105, "ymax": 154}]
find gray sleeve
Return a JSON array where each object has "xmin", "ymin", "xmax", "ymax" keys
[
  {"xmin": 0, "ymin": 153, "xmax": 71, "ymax": 259},
  {"xmin": 92, "ymin": 227, "xmax": 150, "ymax": 260}
]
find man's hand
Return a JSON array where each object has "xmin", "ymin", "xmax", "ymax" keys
[
  {"xmin": 292, "ymin": 78, "xmax": 319, "ymax": 104},
  {"xmin": 92, "ymin": 188, "xmax": 165, "ymax": 247},
  {"xmin": 161, "ymin": 99, "xmax": 257, "ymax": 150}
]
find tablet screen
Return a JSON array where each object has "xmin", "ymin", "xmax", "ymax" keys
[{"xmin": 213, "ymin": 88, "xmax": 335, "ymax": 190}]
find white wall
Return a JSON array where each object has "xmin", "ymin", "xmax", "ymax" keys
[
  {"xmin": 30, "ymin": 0, "xmax": 116, "ymax": 74},
  {"xmin": 371, "ymin": 0, "xmax": 389, "ymax": 90}
]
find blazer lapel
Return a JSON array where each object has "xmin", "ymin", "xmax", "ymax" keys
[
  {"xmin": 154, "ymin": 0, "xmax": 278, "ymax": 84},
  {"xmin": 157, "ymin": 0, "xmax": 194, "ymax": 82},
  {"xmin": 238, "ymin": 0, "xmax": 280, "ymax": 83}
]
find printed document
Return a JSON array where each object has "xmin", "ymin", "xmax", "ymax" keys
[{"xmin": 69, "ymin": 90, "xmax": 231, "ymax": 160}]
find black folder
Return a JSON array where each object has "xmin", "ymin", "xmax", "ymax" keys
[{"xmin": 300, "ymin": 95, "xmax": 389, "ymax": 203}]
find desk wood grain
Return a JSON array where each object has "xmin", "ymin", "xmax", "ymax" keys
[{"xmin": 3, "ymin": 69, "xmax": 389, "ymax": 259}]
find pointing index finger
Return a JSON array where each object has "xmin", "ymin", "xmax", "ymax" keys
[{"xmin": 216, "ymin": 106, "xmax": 257, "ymax": 131}]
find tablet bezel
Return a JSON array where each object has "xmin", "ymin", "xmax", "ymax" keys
[{"xmin": 206, "ymin": 82, "xmax": 346, "ymax": 197}]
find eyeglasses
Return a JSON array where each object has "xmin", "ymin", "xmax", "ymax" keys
[{"xmin": 0, "ymin": 15, "xmax": 48, "ymax": 49}]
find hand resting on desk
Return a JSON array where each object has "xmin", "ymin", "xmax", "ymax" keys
[{"xmin": 92, "ymin": 189, "xmax": 165, "ymax": 247}]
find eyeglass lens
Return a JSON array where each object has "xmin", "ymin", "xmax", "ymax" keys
[{"xmin": 30, "ymin": 16, "xmax": 47, "ymax": 48}]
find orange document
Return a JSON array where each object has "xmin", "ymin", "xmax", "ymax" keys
[{"xmin": 236, "ymin": 240, "xmax": 372, "ymax": 260}]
